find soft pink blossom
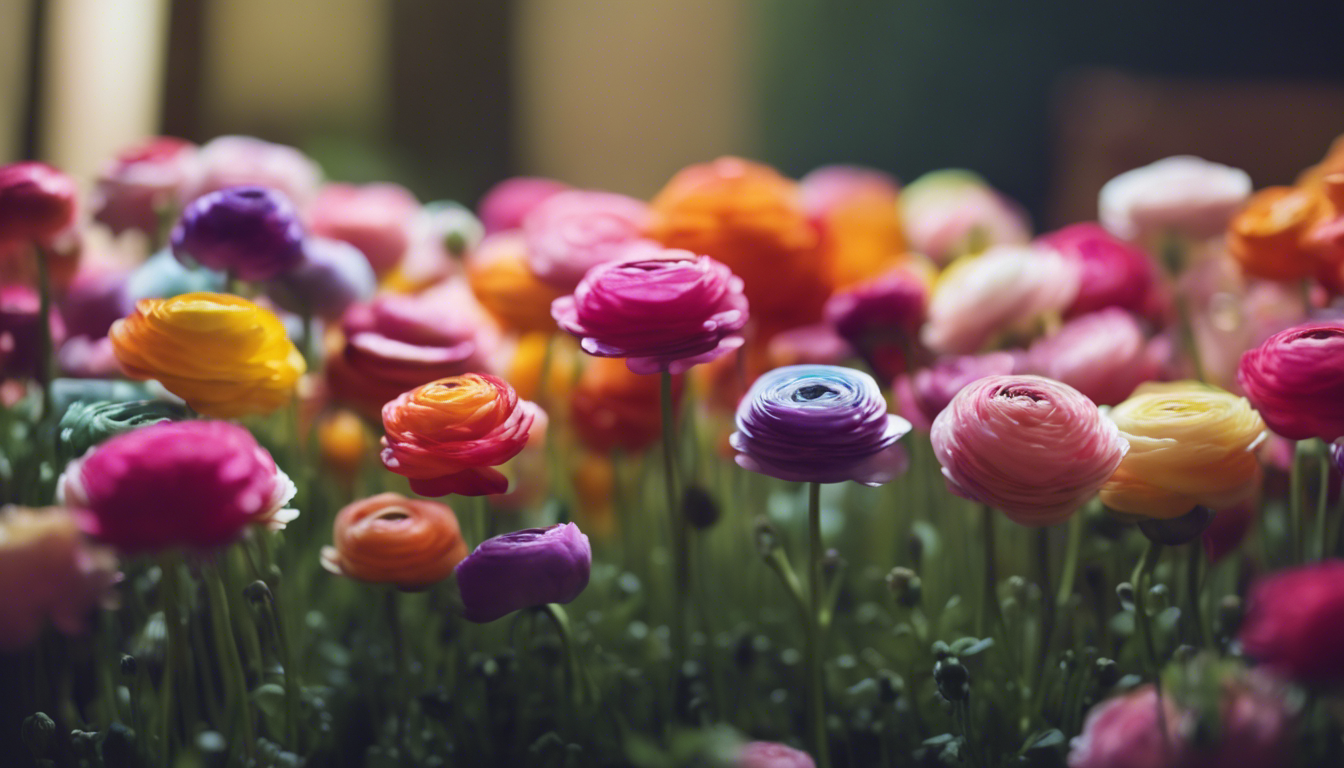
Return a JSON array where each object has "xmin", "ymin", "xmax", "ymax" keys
[
  {"xmin": 478, "ymin": 176, "xmax": 570, "ymax": 235},
  {"xmin": 1026, "ymin": 308, "xmax": 1164, "ymax": 406},
  {"xmin": 524, "ymin": 190, "xmax": 653, "ymax": 290},
  {"xmin": 1099, "ymin": 156, "xmax": 1251, "ymax": 242},
  {"xmin": 182, "ymin": 135, "xmax": 322, "ymax": 208},
  {"xmin": 309, "ymin": 183, "xmax": 420, "ymax": 276}
]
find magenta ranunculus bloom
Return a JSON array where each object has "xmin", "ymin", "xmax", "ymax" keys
[
  {"xmin": 309, "ymin": 182, "xmax": 420, "ymax": 276},
  {"xmin": 1238, "ymin": 322, "xmax": 1344, "ymax": 441},
  {"xmin": 0, "ymin": 161, "xmax": 78, "ymax": 243},
  {"xmin": 478, "ymin": 176, "xmax": 570, "ymax": 235},
  {"xmin": 91, "ymin": 137, "xmax": 198, "ymax": 237},
  {"xmin": 737, "ymin": 741, "xmax": 816, "ymax": 768},
  {"xmin": 1025, "ymin": 308, "xmax": 1164, "ymax": 406},
  {"xmin": 824, "ymin": 266, "xmax": 927, "ymax": 379},
  {"xmin": 732, "ymin": 365, "xmax": 911, "ymax": 486},
  {"xmin": 931, "ymin": 375, "xmax": 1127, "ymax": 526},
  {"xmin": 552, "ymin": 245, "xmax": 748, "ymax": 375},
  {"xmin": 893, "ymin": 351, "xmax": 1020, "ymax": 432},
  {"xmin": 171, "ymin": 186, "xmax": 305, "ymax": 281},
  {"xmin": 60, "ymin": 267, "xmax": 132, "ymax": 339},
  {"xmin": 524, "ymin": 189, "xmax": 653, "ymax": 290},
  {"xmin": 1036, "ymin": 223, "xmax": 1155, "ymax": 319},
  {"xmin": 58, "ymin": 420, "xmax": 297, "ymax": 553},
  {"xmin": 1240, "ymin": 560, "xmax": 1344, "ymax": 685},
  {"xmin": 182, "ymin": 135, "xmax": 322, "ymax": 208},
  {"xmin": 266, "ymin": 236, "xmax": 377, "ymax": 321},
  {"xmin": 455, "ymin": 522, "xmax": 591, "ymax": 623},
  {"xmin": 1, "ymin": 284, "xmax": 65, "ymax": 378}
]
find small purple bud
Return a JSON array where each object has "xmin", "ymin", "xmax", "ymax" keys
[
  {"xmin": 266, "ymin": 236, "xmax": 376, "ymax": 320},
  {"xmin": 171, "ymin": 185, "xmax": 304, "ymax": 281},
  {"xmin": 455, "ymin": 523, "xmax": 591, "ymax": 623}
]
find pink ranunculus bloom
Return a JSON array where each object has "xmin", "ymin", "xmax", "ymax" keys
[
  {"xmin": 736, "ymin": 741, "xmax": 816, "ymax": 768},
  {"xmin": 1025, "ymin": 308, "xmax": 1164, "ymax": 406},
  {"xmin": 524, "ymin": 190, "xmax": 653, "ymax": 290},
  {"xmin": 57, "ymin": 335, "xmax": 120, "ymax": 378},
  {"xmin": 91, "ymin": 137, "xmax": 198, "ymax": 237},
  {"xmin": 898, "ymin": 169, "xmax": 1030, "ymax": 265},
  {"xmin": 893, "ymin": 351, "xmax": 1020, "ymax": 432},
  {"xmin": 1240, "ymin": 560, "xmax": 1344, "ymax": 685},
  {"xmin": 309, "ymin": 182, "xmax": 420, "ymax": 276},
  {"xmin": 0, "ymin": 161, "xmax": 79, "ymax": 243},
  {"xmin": 1036, "ymin": 223, "xmax": 1156, "ymax": 318},
  {"xmin": 58, "ymin": 420, "xmax": 297, "ymax": 553},
  {"xmin": 931, "ymin": 375, "xmax": 1127, "ymax": 526},
  {"xmin": 921, "ymin": 245, "xmax": 1081, "ymax": 355},
  {"xmin": 799, "ymin": 164, "xmax": 900, "ymax": 222},
  {"xmin": 824, "ymin": 265, "xmax": 928, "ymax": 379},
  {"xmin": 766, "ymin": 323, "xmax": 854, "ymax": 368},
  {"xmin": 478, "ymin": 176, "xmax": 570, "ymax": 235},
  {"xmin": 181, "ymin": 135, "xmax": 323, "ymax": 208},
  {"xmin": 1099, "ymin": 156, "xmax": 1252, "ymax": 243},
  {"xmin": 551, "ymin": 244, "xmax": 749, "ymax": 375},
  {"xmin": 0, "ymin": 506, "xmax": 119, "ymax": 652},
  {"xmin": 1237, "ymin": 321, "xmax": 1344, "ymax": 441},
  {"xmin": 1, "ymin": 283, "xmax": 66, "ymax": 378}
]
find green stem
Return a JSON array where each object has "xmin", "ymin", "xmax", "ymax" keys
[
  {"xmin": 157, "ymin": 557, "xmax": 180, "ymax": 768},
  {"xmin": 385, "ymin": 588, "xmax": 407, "ymax": 747},
  {"xmin": 980, "ymin": 506, "xmax": 1008, "ymax": 639},
  {"xmin": 33, "ymin": 243, "xmax": 54, "ymax": 421},
  {"xmin": 1132, "ymin": 540, "xmax": 1170, "ymax": 743},
  {"xmin": 1291, "ymin": 441, "xmax": 1308, "ymax": 564},
  {"xmin": 1036, "ymin": 527, "xmax": 1055, "ymax": 662},
  {"xmin": 259, "ymin": 586, "xmax": 301, "ymax": 751},
  {"xmin": 204, "ymin": 564, "xmax": 256, "ymax": 761},
  {"xmin": 1316, "ymin": 439, "xmax": 1330, "ymax": 561},
  {"xmin": 807, "ymin": 482, "xmax": 831, "ymax": 768},
  {"xmin": 661, "ymin": 370, "xmax": 689, "ymax": 674},
  {"xmin": 1185, "ymin": 545, "xmax": 1212, "ymax": 649},
  {"xmin": 1055, "ymin": 512, "xmax": 1083, "ymax": 610},
  {"xmin": 543, "ymin": 603, "xmax": 592, "ymax": 707}
]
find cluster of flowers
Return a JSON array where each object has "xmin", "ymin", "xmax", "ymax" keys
[{"xmin": 6, "ymin": 130, "xmax": 1344, "ymax": 767}]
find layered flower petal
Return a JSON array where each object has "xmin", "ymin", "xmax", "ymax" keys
[
  {"xmin": 524, "ymin": 190, "xmax": 652, "ymax": 290},
  {"xmin": 454, "ymin": 523, "xmax": 591, "ymax": 623},
  {"xmin": 1237, "ymin": 321, "xmax": 1344, "ymax": 441},
  {"xmin": 321, "ymin": 493, "xmax": 467, "ymax": 590},
  {"xmin": 1100, "ymin": 156, "xmax": 1251, "ymax": 242},
  {"xmin": 171, "ymin": 186, "xmax": 305, "ymax": 282}
]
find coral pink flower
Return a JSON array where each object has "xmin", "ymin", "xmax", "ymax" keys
[
  {"xmin": 182, "ymin": 135, "xmax": 322, "ymax": 207},
  {"xmin": 1237, "ymin": 322, "xmax": 1344, "ymax": 441},
  {"xmin": 1036, "ymin": 223, "xmax": 1156, "ymax": 318},
  {"xmin": 524, "ymin": 190, "xmax": 652, "ymax": 290},
  {"xmin": 58, "ymin": 421, "xmax": 297, "ymax": 553},
  {"xmin": 893, "ymin": 351, "xmax": 1020, "ymax": 432},
  {"xmin": 1026, "ymin": 309, "xmax": 1164, "ymax": 406},
  {"xmin": 91, "ymin": 137, "xmax": 198, "ymax": 237},
  {"xmin": 0, "ymin": 162, "xmax": 78, "ymax": 242},
  {"xmin": 552, "ymin": 244, "xmax": 748, "ymax": 375},
  {"xmin": 0, "ymin": 506, "xmax": 119, "ymax": 652},
  {"xmin": 309, "ymin": 182, "xmax": 420, "ymax": 276},
  {"xmin": 1099, "ymin": 156, "xmax": 1251, "ymax": 242},
  {"xmin": 1240, "ymin": 560, "xmax": 1344, "ymax": 684},
  {"xmin": 931, "ymin": 375, "xmax": 1127, "ymax": 526},
  {"xmin": 737, "ymin": 741, "xmax": 816, "ymax": 768},
  {"xmin": 478, "ymin": 176, "xmax": 570, "ymax": 234}
]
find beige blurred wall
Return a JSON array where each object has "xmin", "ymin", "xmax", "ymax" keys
[
  {"xmin": 0, "ymin": 1, "xmax": 32, "ymax": 162},
  {"xmin": 514, "ymin": 0, "xmax": 758, "ymax": 196}
]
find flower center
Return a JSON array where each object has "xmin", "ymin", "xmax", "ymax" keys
[
  {"xmin": 793, "ymin": 384, "xmax": 837, "ymax": 402},
  {"xmin": 998, "ymin": 387, "xmax": 1044, "ymax": 402}
]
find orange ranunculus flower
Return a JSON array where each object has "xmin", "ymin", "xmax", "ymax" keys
[
  {"xmin": 506, "ymin": 332, "xmax": 578, "ymax": 405},
  {"xmin": 572, "ymin": 451, "xmax": 615, "ymax": 537},
  {"xmin": 318, "ymin": 409, "xmax": 371, "ymax": 476},
  {"xmin": 381, "ymin": 373, "xmax": 538, "ymax": 497},
  {"xmin": 1227, "ymin": 186, "xmax": 1327, "ymax": 281},
  {"xmin": 800, "ymin": 165, "xmax": 907, "ymax": 288},
  {"xmin": 320, "ymin": 492, "xmax": 468, "ymax": 590},
  {"xmin": 467, "ymin": 233, "xmax": 565, "ymax": 334},
  {"xmin": 110, "ymin": 292, "xmax": 305, "ymax": 418},
  {"xmin": 570, "ymin": 356, "xmax": 682, "ymax": 454},
  {"xmin": 646, "ymin": 157, "xmax": 828, "ymax": 328}
]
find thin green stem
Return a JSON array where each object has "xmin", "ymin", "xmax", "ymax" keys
[
  {"xmin": 543, "ymin": 603, "xmax": 593, "ymax": 707},
  {"xmin": 807, "ymin": 482, "xmax": 831, "ymax": 768},
  {"xmin": 1291, "ymin": 441, "xmax": 1308, "ymax": 564},
  {"xmin": 661, "ymin": 370, "xmax": 689, "ymax": 674},
  {"xmin": 1316, "ymin": 439, "xmax": 1330, "ymax": 561},
  {"xmin": 157, "ymin": 557, "xmax": 180, "ymax": 768},
  {"xmin": 204, "ymin": 564, "xmax": 256, "ymax": 761},
  {"xmin": 1056, "ymin": 512, "xmax": 1083, "ymax": 610},
  {"xmin": 1185, "ymin": 545, "xmax": 1213, "ymax": 649},
  {"xmin": 1131, "ymin": 539, "xmax": 1170, "ymax": 747},
  {"xmin": 33, "ymin": 243, "xmax": 54, "ymax": 421},
  {"xmin": 385, "ymin": 588, "xmax": 407, "ymax": 747}
]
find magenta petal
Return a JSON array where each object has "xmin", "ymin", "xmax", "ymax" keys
[{"xmin": 409, "ymin": 466, "xmax": 510, "ymax": 498}]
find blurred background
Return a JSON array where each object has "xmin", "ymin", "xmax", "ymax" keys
[{"xmin": 4, "ymin": 0, "xmax": 1344, "ymax": 227}]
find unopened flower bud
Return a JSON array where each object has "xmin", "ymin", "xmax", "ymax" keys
[
  {"xmin": 934, "ymin": 657, "xmax": 970, "ymax": 701},
  {"xmin": 681, "ymin": 485, "xmax": 720, "ymax": 530},
  {"xmin": 1116, "ymin": 583, "xmax": 1135, "ymax": 611},
  {"xmin": 754, "ymin": 518, "xmax": 780, "ymax": 558},
  {"xmin": 885, "ymin": 567, "xmax": 922, "ymax": 607},
  {"xmin": 1094, "ymin": 658, "xmax": 1120, "ymax": 688},
  {"xmin": 1138, "ymin": 505, "xmax": 1214, "ymax": 545},
  {"xmin": 120, "ymin": 654, "xmax": 137, "ymax": 677}
]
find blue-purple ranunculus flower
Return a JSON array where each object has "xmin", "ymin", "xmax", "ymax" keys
[
  {"xmin": 266, "ymin": 236, "xmax": 376, "ymax": 321},
  {"xmin": 171, "ymin": 185, "xmax": 304, "ymax": 281},
  {"xmin": 454, "ymin": 523, "xmax": 592, "ymax": 623},
  {"xmin": 731, "ymin": 365, "xmax": 912, "ymax": 486}
]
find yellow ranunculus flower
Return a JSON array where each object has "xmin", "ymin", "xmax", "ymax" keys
[
  {"xmin": 110, "ymin": 292, "xmax": 306, "ymax": 418},
  {"xmin": 1100, "ymin": 381, "xmax": 1267, "ymax": 519}
]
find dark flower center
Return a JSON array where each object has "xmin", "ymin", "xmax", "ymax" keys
[
  {"xmin": 998, "ymin": 387, "xmax": 1044, "ymax": 402},
  {"xmin": 793, "ymin": 384, "xmax": 837, "ymax": 402}
]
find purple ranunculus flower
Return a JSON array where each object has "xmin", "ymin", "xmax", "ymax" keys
[
  {"xmin": 454, "ymin": 523, "xmax": 592, "ymax": 623},
  {"xmin": 266, "ymin": 236, "xmax": 377, "ymax": 321},
  {"xmin": 171, "ymin": 186, "xmax": 304, "ymax": 281},
  {"xmin": 731, "ymin": 365, "xmax": 911, "ymax": 486}
]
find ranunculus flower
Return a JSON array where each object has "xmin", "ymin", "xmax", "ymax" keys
[
  {"xmin": 921, "ymin": 245, "xmax": 1081, "ymax": 354},
  {"xmin": 1240, "ymin": 560, "xmax": 1344, "ymax": 685},
  {"xmin": 57, "ymin": 398, "xmax": 188, "ymax": 462},
  {"xmin": 110, "ymin": 292, "xmax": 306, "ymax": 418},
  {"xmin": 317, "ymin": 409, "xmax": 371, "ymax": 477},
  {"xmin": 824, "ymin": 265, "xmax": 928, "ymax": 379},
  {"xmin": 1, "ymin": 284, "xmax": 65, "ymax": 378},
  {"xmin": 380, "ymin": 373, "xmax": 538, "ymax": 497},
  {"xmin": 571, "ymin": 356, "xmax": 682, "ymax": 454},
  {"xmin": 59, "ymin": 267, "xmax": 132, "ymax": 339},
  {"xmin": 1068, "ymin": 675, "xmax": 1293, "ymax": 768},
  {"xmin": 505, "ymin": 332, "xmax": 578, "ymax": 404},
  {"xmin": 523, "ymin": 189, "xmax": 652, "ymax": 290},
  {"xmin": 171, "ymin": 186, "xmax": 305, "ymax": 281},
  {"xmin": 1201, "ymin": 503, "xmax": 1256, "ymax": 563},
  {"xmin": 1026, "ymin": 308, "xmax": 1164, "ymax": 406},
  {"xmin": 766, "ymin": 323, "xmax": 854, "ymax": 368},
  {"xmin": 0, "ymin": 506, "xmax": 119, "ymax": 652},
  {"xmin": 320, "ymin": 493, "xmax": 468, "ymax": 591},
  {"xmin": 732, "ymin": 365, "xmax": 911, "ymax": 486},
  {"xmin": 552, "ymin": 245, "xmax": 749, "ymax": 374},
  {"xmin": 1237, "ymin": 321, "xmax": 1344, "ymax": 441},
  {"xmin": 466, "ymin": 233, "xmax": 565, "ymax": 334},
  {"xmin": 647, "ymin": 157, "xmax": 826, "ymax": 327},
  {"xmin": 454, "ymin": 522, "xmax": 591, "ymax": 623},
  {"xmin": 893, "ymin": 351, "xmax": 1020, "ymax": 432},
  {"xmin": 931, "ymin": 375, "xmax": 1127, "ymax": 526},
  {"xmin": 737, "ymin": 741, "xmax": 816, "ymax": 768},
  {"xmin": 898, "ymin": 169, "xmax": 1030, "ymax": 265},
  {"xmin": 58, "ymin": 420, "xmax": 297, "ymax": 552},
  {"xmin": 265, "ymin": 236, "xmax": 377, "ymax": 321},
  {"xmin": 57, "ymin": 335, "xmax": 120, "ymax": 379},
  {"xmin": 91, "ymin": 137, "xmax": 198, "ymax": 237},
  {"xmin": 182, "ymin": 135, "xmax": 322, "ymax": 207},
  {"xmin": 1099, "ymin": 156, "xmax": 1252, "ymax": 242},
  {"xmin": 124, "ymin": 248, "xmax": 227, "ymax": 302},
  {"xmin": 308, "ymin": 182, "xmax": 419, "ymax": 276},
  {"xmin": 800, "ymin": 164, "xmax": 905, "ymax": 289},
  {"xmin": 0, "ymin": 162, "xmax": 78, "ymax": 242},
  {"xmin": 327, "ymin": 287, "xmax": 498, "ymax": 418},
  {"xmin": 477, "ymin": 176, "xmax": 570, "ymax": 235},
  {"xmin": 1226, "ymin": 186, "xmax": 1326, "ymax": 281},
  {"xmin": 1100, "ymin": 381, "xmax": 1266, "ymax": 519},
  {"xmin": 1035, "ymin": 223, "xmax": 1156, "ymax": 318}
]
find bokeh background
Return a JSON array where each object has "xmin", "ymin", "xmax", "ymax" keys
[{"xmin": 4, "ymin": 0, "xmax": 1344, "ymax": 225}]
